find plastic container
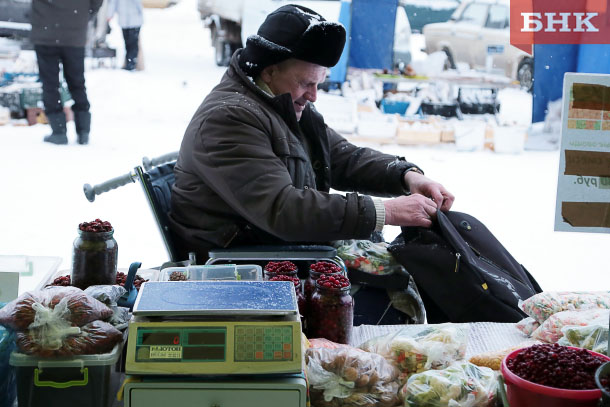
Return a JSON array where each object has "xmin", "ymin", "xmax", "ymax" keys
[
  {"xmin": 71, "ymin": 228, "xmax": 118, "ymax": 289},
  {"xmin": 501, "ymin": 347, "xmax": 610, "ymax": 407},
  {"xmin": 380, "ymin": 99, "xmax": 410, "ymax": 116},
  {"xmin": 0, "ymin": 322, "xmax": 17, "ymax": 407},
  {"xmin": 596, "ymin": 362, "xmax": 610, "ymax": 407},
  {"xmin": 9, "ymin": 343, "xmax": 122, "ymax": 407},
  {"xmin": 493, "ymin": 126, "xmax": 525, "ymax": 154},
  {"xmin": 308, "ymin": 279, "xmax": 354, "ymax": 344},
  {"xmin": 160, "ymin": 264, "xmax": 262, "ymax": 282}
]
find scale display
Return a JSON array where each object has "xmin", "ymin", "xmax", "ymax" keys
[{"xmin": 133, "ymin": 281, "xmax": 298, "ymax": 317}]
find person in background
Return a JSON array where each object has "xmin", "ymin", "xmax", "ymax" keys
[
  {"xmin": 30, "ymin": 0, "xmax": 102, "ymax": 145},
  {"xmin": 107, "ymin": 0, "xmax": 144, "ymax": 71}
]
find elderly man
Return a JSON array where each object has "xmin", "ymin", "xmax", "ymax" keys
[{"xmin": 169, "ymin": 4, "xmax": 454, "ymax": 265}]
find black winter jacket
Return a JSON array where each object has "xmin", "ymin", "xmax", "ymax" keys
[
  {"xmin": 169, "ymin": 50, "xmax": 419, "ymax": 260},
  {"xmin": 30, "ymin": 0, "xmax": 102, "ymax": 47}
]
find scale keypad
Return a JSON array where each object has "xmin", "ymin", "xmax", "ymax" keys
[{"xmin": 234, "ymin": 326, "xmax": 293, "ymax": 362}]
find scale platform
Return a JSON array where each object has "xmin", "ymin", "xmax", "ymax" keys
[{"xmin": 126, "ymin": 281, "xmax": 303, "ymax": 376}]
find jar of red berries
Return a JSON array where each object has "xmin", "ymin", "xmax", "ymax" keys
[
  {"xmin": 304, "ymin": 261, "xmax": 343, "ymax": 302},
  {"xmin": 268, "ymin": 274, "xmax": 306, "ymax": 319},
  {"xmin": 308, "ymin": 273, "xmax": 353, "ymax": 344},
  {"xmin": 264, "ymin": 261, "xmax": 298, "ymax": 280},
  {"xmin": 71, "ymin": 219, "xmax": 118, "ymax": 289}
]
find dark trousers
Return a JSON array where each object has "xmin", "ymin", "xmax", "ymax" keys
[
  {"xmin": 34, "ymin": 45, "xmax": 90, "ymax": 115},
  {"xmin": 122, "ymin": 27, "xmax": 140, "ymax": 70}
]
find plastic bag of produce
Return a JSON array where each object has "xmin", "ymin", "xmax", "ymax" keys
[
  {"xmin": 306, "ymin": 346, "xmax": 401, "ymax": 407},
  {"xmin": 519, "ymin": 291, "xmax": 610, "ymax": 324},
  {"xmin": 84, "ymin": 284, "xmax": 126, "ymax": 305},
  {"xmin": 84, "ymin": 285, "xmax": 129, "ymax": 329},
  {"xmin": 399, "ymin": 361, "xmax": 497, "ymax": 407},
  {"xmin": 531, "ymin": 308, "xmax": 609, "ymax": 343},
  {"xmin": 515, "ymin": 317, "xmax": 540, "ymax": 336},
  {"xmin": 333, "ymin": 240, "xmax": 402, "ymax": 275},
  {"xmin": 360, "ymin": 325, "xmax": 468, "ymax": 381},
  {"xmin": 558, "ymin": 323, "xmax": 609, "ymax": 355},
  {"xmin": 0, "ymin": 286, "xmax": 113, "ymax": 331},
  {"xmin": 16, "ymin": 320, "xmax": 123, "ymax": 357}
]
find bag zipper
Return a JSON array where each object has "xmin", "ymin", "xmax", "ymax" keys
[{"xmin": 454, "ymin": 252, "xmax": 461, "ymax": 273}]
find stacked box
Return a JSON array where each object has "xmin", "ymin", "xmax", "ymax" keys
[{"xmin": 10, "ymin": 344, "xmax": 122, "ymax": 407}]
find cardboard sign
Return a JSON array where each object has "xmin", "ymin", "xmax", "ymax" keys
[{"xmin": 555, "ymin": 73, "xmax": 610, "ymax": 233}]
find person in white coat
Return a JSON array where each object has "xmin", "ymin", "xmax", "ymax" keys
[{"xmin": 107, "ymin": 0, "xmax": 143, "ymax": 71}]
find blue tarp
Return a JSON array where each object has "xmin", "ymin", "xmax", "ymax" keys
[
  {"xmin": 349, "ymin": 0, "xmax": 397, "ymax": 69},
  {"xmin": 328, "ymin": 0, "xmax": 352, "ymax": 84}
]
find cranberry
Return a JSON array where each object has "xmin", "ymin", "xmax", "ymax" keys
[
  {"xmin": 268, "ymin": 274, "xmax": 301, "ymax": 288},
  {"xmin": 264, "ymin": 261, "xmax": 297, "ymax": 274},
  {"xmin": 316, "ymin": 273, "xmax": 350, "ymax": 289},
  {"xmin": 506, "ymin": 343, "xmax": 607, "ymax": 390},
  {"xmin": 78, "ymin": 218, "xmax": 113, "ymax": 233},
  {"xmin": 309, "ymin": 261, "xmax": 342, "ymax": 274},
  {"xmin": 49, "ymin": 274, "xmax": 71, "ymax": 286}
]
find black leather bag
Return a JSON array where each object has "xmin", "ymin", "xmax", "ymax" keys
[{"xmin": 388, "ymin": 210, "xmax": 543, "ymax": 323}]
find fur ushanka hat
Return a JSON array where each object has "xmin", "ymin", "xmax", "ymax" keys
[{"xmin": 239, "ymin": 4, "xmax": 346, "ymax": 77}]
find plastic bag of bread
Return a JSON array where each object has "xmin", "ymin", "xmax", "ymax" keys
[
  {"xmin": 16, "ymin": 320, "xmax": 123, "ymax": 357},
  {"xmin": 515, "ymin": 317, "xmax": 540, "ymax": 336},
  {"xmin": 468, "ymin": 341, "xmax": 539, "ymax": 370},
  {"xmin": 306, "ymin": 346, "xmax": 401, "ymax": 407},
  {"xmin": 519, "ymin": 291, "xmax": 610, "ymax": 324},
  {"xmin": 531, "ymin": 308, "xmax": 609, "ymax": 343},
  {"xmin": 0, "ymin": 286, "xmax": 113, "ymax": 331},
  {"xmin": 359, "ymin": 324, "xmax": 467, "ymax": 381},
  {"xmin": 399, "ymin": 361, "xmax": 497, "ymax": 407}
]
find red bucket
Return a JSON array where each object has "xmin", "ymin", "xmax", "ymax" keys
[{"xmin": 501, "ymin": 346, "xmax": 610, "ymax": 407}]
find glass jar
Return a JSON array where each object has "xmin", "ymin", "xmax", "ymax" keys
[
  {"xmin": 264, "ymin": 269, "xmax": 298, "ymax": 281},
  {"xmin": 304, "ymin": 269, "xmax": 342, "ymax": 302},
  {"xmin": 71, "ymin": 229, "xmax": 118, "ymax": 289},
  {"xmin": 308, "ymin": 280, "xmax": 354, "ymax": 344}
]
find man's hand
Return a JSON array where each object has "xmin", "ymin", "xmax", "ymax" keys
[
  {"xmin": 383, "ymin": 194, "xmax": 438, "ymax": 227},
  {"xmin": 404, "ymin": 171, "xmax": 455, "ymax": 211}
]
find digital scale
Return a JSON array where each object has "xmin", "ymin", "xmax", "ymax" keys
[{"xmin": 123, "ymin": 280, "xmax": 307, "ymax": 407}]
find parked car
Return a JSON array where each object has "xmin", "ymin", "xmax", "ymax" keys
[
  {"xmin": 422, "ymin": 0, "xmax": 533, "ymax": 91},
  {"xmin": 403, "ymin": 0, "xmax": 459, "ymax": 33}
]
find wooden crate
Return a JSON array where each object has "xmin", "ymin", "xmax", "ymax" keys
[{"xmin": 396, "ymin": 117, "xmax": 455, "ymax": 145}]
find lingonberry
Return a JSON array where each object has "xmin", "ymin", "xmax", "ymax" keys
[{"xmin": 507, "ymin": 343, "xmax": 607, "ymax": 390}]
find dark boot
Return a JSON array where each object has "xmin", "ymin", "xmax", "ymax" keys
[
  {"xmin": 74, "ymin": 110, "xmax": 91, "ymax": 145},
  {"xmin": 43, "ymin": 111, "xmax": 68, "ymax": 145}
]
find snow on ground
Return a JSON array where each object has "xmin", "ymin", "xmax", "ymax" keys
[{"xmin": 0, "ymin": 0, "xmax": 608, "ymax": 292}]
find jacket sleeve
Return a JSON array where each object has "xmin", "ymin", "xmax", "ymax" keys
[
  {"xmin": 187, "ymin": 105, "xmax": 377, "ymax": 242},
  {"xmin": 327, "ymin": 127, "xmax": 420, "ymax": 197},
  {"xmin": 106, "ymin": 0, "xmax": 117, "ymax": 19}
]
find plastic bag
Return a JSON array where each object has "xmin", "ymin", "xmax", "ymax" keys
[
  {"xmin": 519, "ymin": 291, "xmax": 610, "ymax": 324},
  {"xmin": 0, "ymin": 286, "xmax": 113, "ymax": 331},
  {"xmin": 84, "ymin": 285, "xmax": 129, "ymax": 329},
  {"xmin": 515, "ymin": 317, "xmax": 539, "ymax": 336},
  {"xmin": 306, "ymin": 346, "xmax": 401, "ymax": 407},
  {"xmin": 360, "ymin": 325, "xmax": 468, "ymax": 381},
  {"xmin": 531, "ymin": 308, "xmax": 609, "ymax": 343},
  {"xmin": 333, "ymin": 240, "xmax": 402, "ymax": 275},
  {"xmin": 399, "ymin": 361, "xmax": 497, "ymax": 407},
  {"xmin": 84, "ymin": 284, "xmax": 127, "ymax": 306},
  {"xmin": 16, "ymin": 320, "xmax": 123, "ymax": 357},
  {"xmin": 558, "ymin": 323, "xmax": 609, "ymax": 355}
]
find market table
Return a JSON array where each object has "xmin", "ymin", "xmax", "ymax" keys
[{"xmin": 351, "ymin": 322, "xmax": 536, "ymax": 357}]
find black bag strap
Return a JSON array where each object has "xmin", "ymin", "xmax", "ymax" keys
[{"xmin": 347, "ymin": 266, "xmax": 412, "ymax": 290}]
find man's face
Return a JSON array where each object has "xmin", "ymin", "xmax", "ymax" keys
[{"xmin": 261, "ymin": 59, "xmax": 328, "ymax": 120}]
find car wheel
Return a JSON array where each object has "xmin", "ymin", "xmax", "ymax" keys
[
  {"xmin": 442, "ymin": 48, "xmax": 456, "ymax": 70},
  {"xmin": 517, "ymin": 58, "xmax": 533, "ymax": 92},
  {"xmin": 214, "ymin": 37, "xmax": 231, "ymax": 66}
]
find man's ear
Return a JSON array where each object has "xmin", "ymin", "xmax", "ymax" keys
[{"xmin": 260, "ymin": 65, "xmax": 275, "ymax": 84}]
